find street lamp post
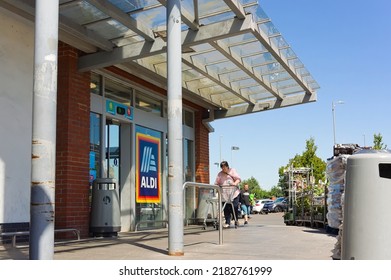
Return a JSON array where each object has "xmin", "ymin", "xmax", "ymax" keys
[
  {"xmin": 219, "ymin": 135, "xmax": 223, "ymax": 163},
  {"xmin": 332, "ymin": 100, "xmax": 344, "ymax": 145},
  {"xmin": 231, "ymin": 146, "xmax": 239, "ymax": 165}
]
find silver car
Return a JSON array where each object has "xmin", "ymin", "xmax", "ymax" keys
[{"xmin": 272, "ymin": 197, "xmax": 288, "ymax": 212}]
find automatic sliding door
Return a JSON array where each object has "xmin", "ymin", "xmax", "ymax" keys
[{"xmin": 106, "ymin": 120, "xmax": 120, "ymax": 184}]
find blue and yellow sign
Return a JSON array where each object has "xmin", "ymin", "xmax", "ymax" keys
[{"xmin": 136, "ymin": 131, "xmax": 161, "ymax": 203}]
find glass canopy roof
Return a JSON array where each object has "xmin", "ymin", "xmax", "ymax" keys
[{"xmin": 4, "ymin": 0, "xmax": 320, "ymax": 119}]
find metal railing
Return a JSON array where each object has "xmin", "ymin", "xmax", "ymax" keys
[
  {"xmin": 0, "ymin": 228, "xmax": 80, "ymax": 247},
  {"xmin": 183, "ymin": 182, "xmax": 223, "ymax": 245}
]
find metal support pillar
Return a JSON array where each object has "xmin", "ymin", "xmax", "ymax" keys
[
  {"xmin": 30, "ymin": 0, "xmax": 59, "ymax": 260},
  {"xmin": 167, "ymin": 0, "xmax": 184, "ymax": 256}
]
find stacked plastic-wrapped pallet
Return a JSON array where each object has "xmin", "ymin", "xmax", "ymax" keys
[{"xmin": 326, "ymin": 154, "xmax": 349, "ymax": 260}]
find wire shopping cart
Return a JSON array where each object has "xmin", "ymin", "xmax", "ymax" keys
[
  {"xmin": 201, "ymin": 194, "xmax": 219, "ymax": 230},
  {"xmin": 220, "ymin": 185, "xmax": 240, "ymax": 228}
]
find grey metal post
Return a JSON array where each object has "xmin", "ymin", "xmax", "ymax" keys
[
  {"xmin": 167, "ymin": 0, "xmax": 184, "ymax": 256},
  {"xmin": 30, "ymin": 0, "xmax": 59, "ymax": 260},
  {"xmin": 332, "ymin": 100, "xmax": 344, "ymax": 145}
]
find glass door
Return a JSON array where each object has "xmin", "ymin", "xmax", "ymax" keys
[{"xmin": 106, "ymin": 119, "xmax": 120, "ymax": 184}]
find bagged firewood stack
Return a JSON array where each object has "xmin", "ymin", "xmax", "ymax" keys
[{"xmin": 326, "ymin": 154, "xmax": 349, "ymax": 260}]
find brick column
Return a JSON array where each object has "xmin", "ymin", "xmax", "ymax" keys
[
  {"xmin": 194, "ymin": 109, "xmax": 210, "ymax": 184},
  {"xmin": 56, "ymin": 42, "xmax": 90, "ymax": 238}
]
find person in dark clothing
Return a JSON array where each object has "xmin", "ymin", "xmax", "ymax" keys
[{"xmin": 240, "ymin": 184, "xmax": 251, "ymax": 225}]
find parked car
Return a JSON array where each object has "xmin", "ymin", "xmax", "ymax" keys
[
  {"xmin": 272, "ymin": 197, "xmax": 288, "ymax": 212},
  {"xmin": 252, "ymin": 199, "xmax": 273, "ymax": 214},
  {"xmin": 262, "ymin": 197, "xmax": 289, "ymax": 213},
  {"xmin": 262, "ymin": 201, "xmax": 274, "ymax": 214}
]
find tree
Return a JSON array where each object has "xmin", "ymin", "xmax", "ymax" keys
[
  {"xmin": 278, "ymin": 138, "xmax": 327, "ymax": 195},
  {"xmin": 269, "ymin": 185, "xmax": 284, "ymax": 198},
  {"xmin": 373, "ymin": 133, "xmax": 387, "ymax": 150},
  {"xmin": 240, "ymin": 177, "xmax": 268, "ymax": 199},
  {"xmin": 240, "ymin": 176, "xmax": 259, "ymax": 190}
]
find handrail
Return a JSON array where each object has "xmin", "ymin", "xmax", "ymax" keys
[
  {"xmin": 182, "ymin": 182, "xmax": 223, "ymax": 245},
  {"xmin": 0, "ymin": 228, "xmax": 80, "ymax": 247}
]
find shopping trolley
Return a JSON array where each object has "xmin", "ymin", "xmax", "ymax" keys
[
  {"xmin": 220, "ymin": 185, "xmax": 240, "ymax": 228},
  {"xmin": 201, "ymin": 193, "xmax": 219, "ymax": 230}
]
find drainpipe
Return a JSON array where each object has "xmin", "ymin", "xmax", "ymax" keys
[
  {"xmin": 167, "ymin": 0, "xmax": 184, "ymax": 256},
  {"xmin": 30, "ymin": 0, "xmax": 59, "ymax": 260}
]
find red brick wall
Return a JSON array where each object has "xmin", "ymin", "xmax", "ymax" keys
[
  {"xmin": 56, "ymin": 42, "xmax": 90, "ymax": 238},
  {"xmin": 194, "ymin": 108, "xmax": 210, "ymax": 184}
]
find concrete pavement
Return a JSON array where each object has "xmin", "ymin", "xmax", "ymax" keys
[{"xmin": 0, "ymin": 213, "xmax": 337, "ymax": 260}]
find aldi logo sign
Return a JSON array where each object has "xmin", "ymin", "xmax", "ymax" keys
[{"xmin": 136, "ymin": 132, "xmax": 161, "ymax": 203}]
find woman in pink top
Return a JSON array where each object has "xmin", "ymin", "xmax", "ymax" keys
[{"xmin": 214, "ymin": 161, "xmax": 241, "ymax": 228}]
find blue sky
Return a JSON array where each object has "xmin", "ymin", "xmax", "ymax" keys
[{"xmin": 209, "ymin": 0, "xmax": 391, "ymax": 189}]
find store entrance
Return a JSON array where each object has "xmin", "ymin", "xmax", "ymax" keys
[{"xmin": 106, "ymin": 119, "xmax": 120, "ymax": 185}]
